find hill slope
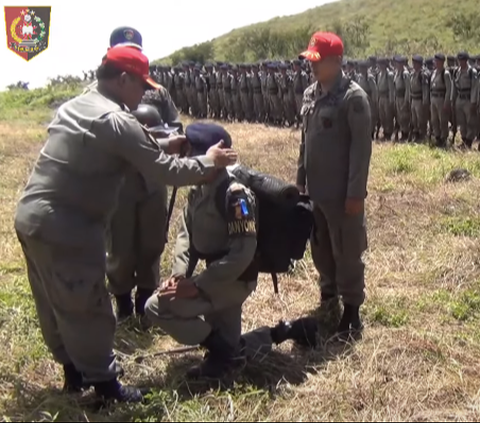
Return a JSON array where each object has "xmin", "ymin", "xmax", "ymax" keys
[{"xmin": 159, "ymin": 0, "xmax": 480, "ymax": 64}]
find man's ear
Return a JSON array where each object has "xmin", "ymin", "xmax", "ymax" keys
[{"xmin": 118, "ymin": 71, "xmax": 129, "ymax": 86}]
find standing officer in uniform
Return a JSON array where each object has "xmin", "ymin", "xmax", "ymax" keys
[
  {"xmin": 410, "ymin": 55, "xmax": 430, "ymax": 142},
  {"xmin": 453, "ymin": 52, "xmax": 478, "ymax": 149},
  {"xmin": 430, "ymin": 53, "xmax": 452, "ymax": 148},
  {"xmin": 14, "ymin": 46, "xmax": 238, "ymax": 403},
  {"xmin": 296, "ymin": 32, "xmax": 372, "ymax": 340},
  {"xmin": 356, "ymin": 60, "xmax": 378, "ymax": 139},
  {"xmin": 85, "ymin": 28, "xmax": 183, "ymax": 322},
  {"xmin": 377, "ymin": 58, "xmax": 395, "ymax": 140}
]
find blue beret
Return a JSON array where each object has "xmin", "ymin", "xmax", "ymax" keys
[
  {"xmin": 435, "ymin": 53, "xmax": 446, "ymax": 61},
  {"xmin": 425, "ymin": 57, "xmax": 434, "ymax": 64},
  {"xmin": 457, "ymin": 52, "xmax": 469, "ymax": 60},
  {"xmin": 412, "ymin": 55, "xmax": 423, "ymax": 63},
  {"xmin": 185, "ymin": 123, "xmax": 232, "ymax": 155},
  {"xmin": 447, "ymin": 55, "xmax": 455, "ymax": 61},
  {"xmin": 110, "ymin": 27, "xmax": 142, "ymax": 49}
]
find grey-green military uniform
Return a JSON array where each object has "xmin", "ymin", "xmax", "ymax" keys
[
  {"xmin": 174, "ymin": 70, "xmax": 188, "ymax": 114},
  {"xmin": 239, "ymin": 71, "xmax": 252, "ymax": 122},
  {"xmin": 356, "ymin": 72, "xmax": 378, "ymax": 135},
  {"xmin": 216, "ymin": 70, "xmax": 225, "ymax": 118},
  {"xmin": 410, "ymin": 69, "xmax": 430, "ymax": 140},
  {"xmin": 195, "ymin": 71, "xmax": 208, "ymax": 118},
  {"xmin": 294, "ymin": 69, "xmax": 309, "ymax": 121},
  {"xmin": 394, "ymin": 66, "xmax": 411, "ymax": 137},
  {"xmin": 231, "ymin": 72, "xmax": 242, "ymax": 120},
  {"xmin": 297, "ymin": 72, "xmax": 372, "ymax": 307},
  {"xmin": 83, "ymin": 84, "xmax": 181, "ymax": 305},
  {"xmin": 145, "ymin": 170, "xmax": 258, "ymax": 349},
  {"xmin": 223, "ymin": 72, "xmax": 234, "ymax": 120},
  {"xmin": 453, "ymin": 66, "xmax": 478, "ymax": 144},
  {"xmin": 251, "ymin": 70, "xmax": 264, "ymax": 122},
  {"xmin": 377, "ymin": 68, "xmax": 395, "ymax": 138},
  {"xmin": 14, "ymin": 88, "xmax": 217, "ymax": 384},
  {"xmin": 267, "ymin": 70, "xmax": 282, "ymax": 122},
  {"xmin": 430, "ymin": 68, "xmax": 452, "ymax": 144}
]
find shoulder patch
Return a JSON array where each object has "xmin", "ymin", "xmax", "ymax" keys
[{"xmin": 351, "ymin": 96, "xmax": 366, "ymax": 113}]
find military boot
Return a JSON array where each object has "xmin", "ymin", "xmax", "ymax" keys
[
  {"xmin": 62, "ymin": 363, "xmax": 89, "ymax": 393},
  {"xmin": 337, "ymin": 304, "xmax": 364, "ymax": 342},
  {"xmin": 270, "ymin": 318, "xmax": 318, "ymax": 348},
  {"xmin": 94, "ymin": 378, "xmax": 149, "ymax": 403},
  {"xmin": 186, "ymin": 331, "xmax": 237, "ymax": 380},
  {"xmin": 135, "ymin": 289, "xmax": 154, "ymax": 317},
  {"xmin": 115, "ymin": 293, "xmax": 134, "ymax": 322}
]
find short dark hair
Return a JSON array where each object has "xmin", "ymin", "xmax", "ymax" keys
[{"xmin": 96, "ymin": 58, "xmax": 125, "ymax": 80}]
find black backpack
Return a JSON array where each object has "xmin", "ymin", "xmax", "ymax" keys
[{"xmin": 215, "ymin": 165, "xmax": 314, "ymax": 294}]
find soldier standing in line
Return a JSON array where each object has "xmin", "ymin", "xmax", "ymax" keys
[
  {"xmin": 245, "ymin": 64, "xmax": 255, "ymax": 122},
  {"xmin": 173, "ymin": 66, "xmax": 187, "ymax": 114},
  {"xmin": 216, "ymin": 62, "xmax": 225, "ymax": 120},
  {"xmin": 453, "ymin": 52, "xmax": 478, "ymax": 149},
  {"xmin": 424, "ymin": 57, "xmax": 435, "ymax": 139},
  {"xmin": 297, "ymin": 32, "xmax": 372, "ymax": 340},
  {"xmin": 430, "ymin": 54, "xmax": 452, "ymax": 148},
  {"xmin": 182, "ymin": 62, "xmax": 192, "ymax": 116},
  {"xmin": 357, "ymin": 61, "xmax": 378, "ymax": 139},
  {"xmin": 260, "ymin": 62, "xmax": 270, "ymax": 123},
  {"xmin": 222, "ymin": 65, "xmax": 233, "ymax": 122},
  {"xmin": 231, "ymin": 66, "xmax": 242, "ymax": 121},
  {"xmin": 251, "ymin": 64, "xmax": 264, "ymax": 123},
  {"xmin": 267, "ymin": 64, "xmax": 282, "ymax": 125},
  {"xmin": 393, "ymin": 56, "xmax": 411, "ymax": 142},
  {"xmin": 195, "ymin": 65, "xmax": 208, "ymax": 118},
  {"xmin": 448, "ymin": 55, "xmax": 460, "ymax": 141},
  {"xmin": 410, "ymin": 55, "xmax": 430, "ymax": 142},
  {"xmin": 239, "ymin": 64, "xmax": 252, "ymax": 122},
  {"xmin": 346, "ymin": 60, "xmax": 357, "ymax": 80},
  {"xmin": 205, "ymin": 63, "xmax": 218, "ymax": 119},
  {"xmin": 293, "ymin": 59, "xmax": 309, "ymax": 128},
  {"xmin": 377, "ymin": 58, "xmax": 395, "ymax": 140}
]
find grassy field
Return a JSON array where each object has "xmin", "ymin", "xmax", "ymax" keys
[
  {"xmin": 163, "ymin": 0, "xmax": 480, "ymax": 62},
  {"xmin": 2, "ymin": 86, "xmax": 480, "ymax": 421}
]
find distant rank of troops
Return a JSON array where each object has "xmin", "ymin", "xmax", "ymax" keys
[{"xmin": 151, "ymin": 52, "xmax": 480, "ymax": 149}]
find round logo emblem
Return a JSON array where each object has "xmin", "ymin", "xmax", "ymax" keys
[
  {"xmin": 124, "ymin": 29, "xmax": 134, "ymax": 41},
  {"xmin": 309, "ymin": 37, "xmax": 316, "ymax": 47}
]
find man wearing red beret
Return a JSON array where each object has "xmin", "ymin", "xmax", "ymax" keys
[
  {"xmin": 14, "ymin": 46, "xmax": 237, "ymax": 403},
  {"xmin": 296, "ymin": 32, "xmax": 372, "ymax": 341}
]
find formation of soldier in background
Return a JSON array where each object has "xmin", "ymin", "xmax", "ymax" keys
[{"xmin": 130, "ymin": 53, "xmax": 480, "ymax": 149}]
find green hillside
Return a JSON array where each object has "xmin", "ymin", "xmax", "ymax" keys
[{"xmin": 157, "ymin": 0, "xmax": 480, "ymax": 65}]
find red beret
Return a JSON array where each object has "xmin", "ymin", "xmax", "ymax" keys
[
  {"xmin": 102, "ymin": 46, "xmax": 160, "ymax": 90},
  {"xmin": 299, "ymin": 32, "xmax": 344, "ymax": 62}
]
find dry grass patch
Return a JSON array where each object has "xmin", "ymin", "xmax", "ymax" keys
[{"xmin": 1, "ymin": 117, "xmax": 480, "ymax": 421}]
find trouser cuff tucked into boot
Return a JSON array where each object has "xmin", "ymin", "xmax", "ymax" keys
[{"xmin": 186, "ymin": 331, "xmax": 238, "ymax": 380}]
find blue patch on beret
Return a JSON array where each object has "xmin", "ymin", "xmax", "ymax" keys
[{"xmin": 185, "ymin": 123, "xmax": 232, "ymax": 155}]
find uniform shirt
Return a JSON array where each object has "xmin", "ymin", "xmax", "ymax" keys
[
  {"xmin": 453, "ymin": 66, "xmax": 478, "ymax": 104},
  {"xmin": 171, "ymin": 169, "xmax": 258, "ymax": 296},
  {"xmin": 430, "ymin": 68, "xmax": 452, "ymax": 104},
  {"xmin": 297, "ymin": 72, "xmax": 372, "ymax": 203},
  {"xmin": 410, "ymin": 69, "xmax": 430, "ymax": 105},
  {"xmin": 14, "ymin": 88, "xmax": 215, "ymax": 249},
  {"xmin": 356, "ymin": 72, "xmax": 378, "ymax": 106}
]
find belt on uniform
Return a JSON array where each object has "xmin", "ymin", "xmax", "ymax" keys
[
  {"xmin": 431, "ymin": 92, "xmax": 445, "ymax": 98},
  {"xmin": 411, "ymin": 94, "xmax": 422, "ymax": 100},
  {"xmin": 458, "ymin": 94, "xmax": 470, "ymax": 100},
  {"xmin": 254, "ymin": 88, "xmax": 262, "ymax": 93},
  {"xmin": 197, "ymin": 89, "xmax": 204, "ymax": 93},
  {"xmin": 395, "ymin": 90, "xmax": 406, "ymax": 96},
  {"xmin": 224, "ymin": 88, "xmax": 231, "ymax": 93},
  {"xmin": 241, "ymin": 89, "xmax": 248, "ymax": 93}
]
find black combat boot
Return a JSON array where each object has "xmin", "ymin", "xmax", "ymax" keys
[
  {"xmin": 270, "ymin": 318, "xmax": 319, "ymax": 348},
  {"xmin": 115, "ymin": 293, "xmax": 134, "ymax": 321},
  {"xmin": 186, "ymin": 331, "xmax": 237, "ymax": 380},
  {"xmin": 62, "ymin": 363, "xmax": 89, "ymax": 393},
  {"xmin": 135, "ymin": 289, "xmax": 154, "ymax": 316},
  {"xmin": 337, "ymin": 304, "xmax": 364, "ymax": 341},
  {"xmin": 94, "ymin": 378, "xmax": 148, "ymax": 403}
]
